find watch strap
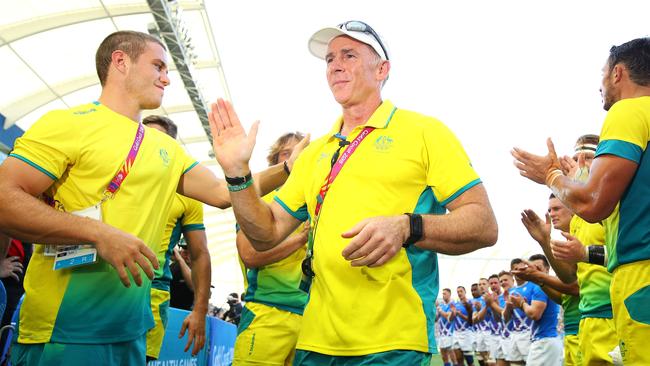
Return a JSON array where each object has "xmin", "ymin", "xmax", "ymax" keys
[{"xmin": 403, "ymin": 213, "xmax": 423, "ymax": 248}]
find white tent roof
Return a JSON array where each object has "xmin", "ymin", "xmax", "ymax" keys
[
  {"xmin": 0, "ymin": 0, "xmax": 240, "ymax": 304},
  {"xmin": 5, "ymin": 0, "xmax": 649, "ymax": 307}
]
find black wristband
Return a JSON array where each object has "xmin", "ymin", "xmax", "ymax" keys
[
  {"xmin": 225, "ymin": 171, "xmax": 252, "ymax": 186},
  {"xmin": 403, "ymin": 213, "xmax": 423, "ymax": 248},
  {"xmin": 587, "ymin": 245, "xmax": 606, "ymax": 266},
  {"xmin": 283, "ymin": 161, "xmax": 291, "ymax": 175}
]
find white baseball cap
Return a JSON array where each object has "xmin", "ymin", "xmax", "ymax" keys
[{"xmin": 308, "ymin": 20, "xmax": 389, "ymax": 61}]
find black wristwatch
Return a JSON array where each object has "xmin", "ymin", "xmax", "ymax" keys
[
  {"xmin": 403, "ymin": 213, "xmax": 423, "ymax": 248},
  {"xmin": 225, "ymin": 171, "xmax": 253, "ymax": 186}
]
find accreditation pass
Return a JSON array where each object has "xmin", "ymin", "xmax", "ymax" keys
[{"xmin": 53, "ymin": 204, "xmax": 100, "ymax": 270}]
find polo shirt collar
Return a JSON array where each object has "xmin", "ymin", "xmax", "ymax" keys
[{"xmin": 327, "ymin": 100, "xmax": 397, "ymax": 140}]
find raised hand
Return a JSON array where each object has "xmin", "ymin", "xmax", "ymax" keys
[
  {"xmin": 521, "ymin": 209, "xmax": 551, "ymax": 246},
  {"xmin": 208, "ymin": 98, "xmax": 259, "ymax": 177},
  {"xmin": 511, "ymin": 138, "xmax": 563, "ymax": 185},
  {"xmin": 511, "ymin": 260, "xmax": 540, "ymax": 282},
  {"xmin": 286, "ymin": 134, "xmax": 310, "ymax": 171},
  {"xmin": 551, "ymin": 232, "xmax": 588, "ymax": 263},
  {"xmin": 509, "ymin": 293, "xmax": 524, "ymax": 308},
  {"xmin": 560, "ymin": 155, "xmax": 579, "ymax": 177},
  {"xmin": 561, "ymin": 153, "xmax": 591, "ymax": 182}
]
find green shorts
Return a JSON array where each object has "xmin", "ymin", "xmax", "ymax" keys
[
  {"xmin": 11, "ymin": 334, "xmax": 146, "ymax": 366},
  {"xmin": 293, "ymin": 349, "xmax": 431, "ymax": 366}
]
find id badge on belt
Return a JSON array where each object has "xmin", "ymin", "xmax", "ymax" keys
[{"xmin": 52, "ymin": 203, "xmax": 101, "ymax": 270}]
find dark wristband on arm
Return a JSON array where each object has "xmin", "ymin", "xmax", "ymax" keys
[
  {"xmin": 225, "ymin": 172, "xmax": 252, "ymax": 186},
  {"xmin": 403, "ymin": 213, "xmax": 423, "ymax": 248},
  {"xmin": 587, "ymin": 245, "xmax": 606, "ymax": 266}
]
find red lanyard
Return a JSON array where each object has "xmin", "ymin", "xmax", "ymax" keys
[
  {"xmin": 105, "ymin": 122, "xmax": 145, "ymax": 196},
  {"xmin": 314, "ymin": 126, "xmax": 374, "ymax": 218},
  {"xmin": 43, "ymin": 123, "xmax": 146, "ymax": 209}
]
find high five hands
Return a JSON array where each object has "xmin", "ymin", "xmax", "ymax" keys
[{"xmin": 208, "ymin": 98, "xmax": 259, "ymax": 177}]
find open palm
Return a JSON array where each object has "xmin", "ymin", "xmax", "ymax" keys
[
  {"xmin": 521, "ymin": 209, "xmax": 551, "ymax": 245},
  {"xmin": 208, "ymin": 98, "xmax": 259, "ymax": 176}
]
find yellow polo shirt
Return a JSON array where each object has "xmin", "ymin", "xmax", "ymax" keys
[
  {"xmin": 275, "ymin": 100, "xmax": 480, "ymax": 356},
  {"xmin": 10, "ymin": 102, "xmax": 197, "ymax": 344}
]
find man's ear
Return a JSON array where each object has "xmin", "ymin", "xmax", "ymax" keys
[
  {"xmin": 611, "ymin": 63, "xmax": 624, "ymax": 84},
  {"xmin": 111, "ymin": 49, "xmax": 129, "ymax": 75},
  {"xmin": 377, "ymin": 60, "xmax": 390, "ymax": 82}
]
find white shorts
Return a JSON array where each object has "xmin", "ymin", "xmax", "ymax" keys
[
  {"xmin": 453, "ymin": 330, "xmax": 475, "ymax": 353},
  {"xmin": 438, "ymin": 334, "xmax": 454, "ymax": 349},
  {"xmin": 495, "ymin": 335, "xmax": 511, "ymax": 360},
  {"xmin": 526, "ymin": 336, "xmax": 563, "ymax": 366},
  {"xmin": 487, "ymin": 334, "xmax": 502, "ymax": 360},
  {"xmin": 474, "ymin": 330, "xmax": 491, "ymax": 352},
  {"xmin": 506, "ymin": 330, "xmax": 531, "ymax": 362}
]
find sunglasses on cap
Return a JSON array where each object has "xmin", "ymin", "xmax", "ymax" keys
[{"xmin": 337, "ymin": 20, "xmax": 389, "ymax": 61}]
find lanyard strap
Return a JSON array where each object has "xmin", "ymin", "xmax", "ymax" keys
[
  {"xmin": 42, "ymin": 122, "xmax": 146, "ymax": 210},
  {"xmin": 307, "ymin": 126, "xmax": 375, "ymax": 258},
  {"xmin": 314, "ymin": 126, "xmax": 374, "ymax": 217},
  {"xmin": 105, "ymin": 122, "xmax": 146, "ymax": 197}
]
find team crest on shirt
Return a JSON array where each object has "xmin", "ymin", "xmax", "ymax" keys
[
  {"xmin": 374, "ymin": 135, "xmax": 393, "ymax": 152},
  {"xmin": 159, "ymin": 148, "xmax": 170, "ymax": 166},
  {"xmin": 317, "ymin": 152, "xmax": 329, "ymax": 163}
]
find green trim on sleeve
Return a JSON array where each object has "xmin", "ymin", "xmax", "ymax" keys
[
  {"xmin": 273, "ymin": 196, "xmax": 309, "ymax": 222},
  {"xmin": 182, "ymin": 161, "xmax": 199, "ymax": 174},
  {"xmin": 182, "ymin": 223, "xmax": 205, "ymax": 232},
  {"xmin": 595, "ymin": 140, "xmax": 643, "ymax": 164},
  {"xmin": 9, "ymin": 153, "xmax": 58, "ymax": 180},
  {"xmin": 440, "ymin": 178, "xmax": 481, "ymax": 207}
]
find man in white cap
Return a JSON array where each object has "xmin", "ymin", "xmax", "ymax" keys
[{"xmin": 208, "ymin": 20, "xmax": 498, "ymax": 365}]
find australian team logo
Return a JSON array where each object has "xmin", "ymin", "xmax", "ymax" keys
[
  {"xmin": 317, "ymin": 152, "xmax": 329, "ymax": 163},
  {"xmin": 159, "ymin": 148, "xmax": 170, "ymax": 166},
  {"xmin": 374, "ymin": 135, "xmax": 393, "ymax": 152}
]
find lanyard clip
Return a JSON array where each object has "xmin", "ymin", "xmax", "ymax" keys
[{"xmin": 101, "ymin": 190, "xmax": 114, "ymax": 204}]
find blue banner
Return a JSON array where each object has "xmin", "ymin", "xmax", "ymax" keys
[
  {"xmin": 0, "ymin": 113, "xmax": 24, "ymax": 151},
  {"xmin": 206, "ymin": 316, "xmax": 237, "ymax": 366},
  {"xmin": 148, "ymin": 308, "xmax": 208, "ymax": 366},
  {"xmin": 147, "ymin": 308, "xmax": 236, "ymax": 366}
]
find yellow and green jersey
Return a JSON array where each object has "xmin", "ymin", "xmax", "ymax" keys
[
  {"xmin": 275, "ymin": 100, "xmax": 480, "ymax": 356},
  {"xmin": 571, "ymin": 215, "xmax": 613, "ymax": 319},
  {"xmin": 595, "ymin": 96, "xmax": 650, "ymax": 271},
  {"xmin": 152, "ymin": 194, "xmax": 205, "ymax": 292},
  {"xmin": 561, "ymin": 294, "xmax": 581, "ymax": 336},
  {"xmin": 239, "ymin": 191, "xmax": 308, "ymax": 314},
  {"xmin": 10, "ymin": 102, "xmax": 197, "ymax": 344}
]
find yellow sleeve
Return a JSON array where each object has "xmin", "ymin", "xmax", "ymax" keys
[
  {"xmin": 10, "ymin": 110, "xmax": 80, "ymax": 180},
  {"xmin": 275, "ymin": 147, "xmax": 311, "ymax": 222},
  {"xmin": 424, "ymin": 120, "xmax": 481, "ymax": 207},
  {"xmin": 180, "ymin": 196, "xmax": 205, "ymax": 231},
  {"xmin": 177, "ymin": 142, "xmax": 199, "ymax": 175},
  {"xmin": 596, "ymin": 99, "xmax": 649, "ymax": 163}
]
